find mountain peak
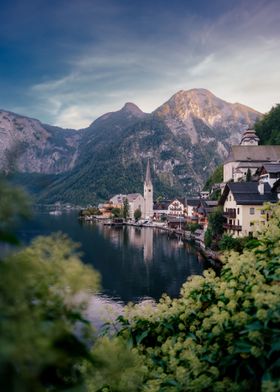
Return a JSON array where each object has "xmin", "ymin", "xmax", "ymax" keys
[
  {"xmin": 120, "ymin": 102, "xmax": 144, "ymax": 116},
  {"xmin": 175, "ymin": 88, "xmax": 214, "ymax": 96}
]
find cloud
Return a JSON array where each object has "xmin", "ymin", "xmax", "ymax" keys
[{"xmin": 25, "ymin": 0, "xmax": 280, "ymax": 127}]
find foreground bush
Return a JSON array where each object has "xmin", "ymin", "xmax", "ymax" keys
[{"xmin": 115, "ymin": 204, "xmax": 280, "ymax": 391}]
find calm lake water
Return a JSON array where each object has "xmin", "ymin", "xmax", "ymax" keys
[{"xmin": 16, "ymin": 211, "xmax": 207, "ymax": 303}]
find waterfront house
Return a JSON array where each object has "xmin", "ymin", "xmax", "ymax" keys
[
  {"xmin": 185, "ymin": 198, "xmax": 200, "ymax": 222},
  {"xmin": 167, "ymin": 198, "xmax": 185, "ymax": 217},
  {"xmin": 153, "ymin": 200, "xmax": 171, "ymax": 219},
  {"xmin": 167, "ymin": 216, "xmax": 186, "ymax": 230},
  {"xmin": 219, "ymin": 182, "xmax": 278, "ymax": 238},
  {"xmin": 192, "ymin": 199, "xmax": 218, "ymax": 228}
]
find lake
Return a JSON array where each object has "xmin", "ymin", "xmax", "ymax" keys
[{"xmin": 16, "ymin": 211, "xmax": 207, "ymax": 304}]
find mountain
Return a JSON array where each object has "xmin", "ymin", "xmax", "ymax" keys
[
  {"xmin": 0, "ymin": 110, "xmax": 81, "ymax": 174},
  {"xmin": 2, "ymin": 89, "xmax": 262, "ymax": 204}
]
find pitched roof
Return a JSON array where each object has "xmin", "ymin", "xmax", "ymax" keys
[
  {"xmin": 261, "ymin": 163, "xmax": 280, "ymax": 174},
  {"xmin": 126, "ymin": 193, "xmax": 143, "ymax": 202},
  {"xmin": 153, "ymin": 200, "xmax": 171, "ymax": 210},
  {"xmin": 226, "ymin": 145, "xmax": 280, "ymax": 163},
  {"xmin": 220, "ymin": 182, "xmax": 278, "ymax": 205},
  {"xmin": 186, "ymin": 198, "xmax": 200, "ymax": 207}
]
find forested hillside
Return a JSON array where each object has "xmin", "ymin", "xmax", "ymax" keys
[{"xmin": 255, "ymin": 104, "xmax": 280, "ymax": 144}]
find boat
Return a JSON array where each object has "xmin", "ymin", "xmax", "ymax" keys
[{"xmin": 49, "ymin": 210, "xmax": 62, "ymax": 216}]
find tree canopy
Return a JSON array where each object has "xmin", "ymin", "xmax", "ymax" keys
[{"xmin": 255, "ymin": 104, "xmax": 280, "ymax": 145}]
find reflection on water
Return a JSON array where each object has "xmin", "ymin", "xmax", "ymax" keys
[{"xmin": 17, "ymin": 212, "xmax": 207, "ymax": 303}]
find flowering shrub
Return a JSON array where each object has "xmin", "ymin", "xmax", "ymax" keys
[{"xmin": 115, "ymin": 204, "xmax": 280, "ymax": 391}]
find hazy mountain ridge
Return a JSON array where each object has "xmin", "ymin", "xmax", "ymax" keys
[
  {"xmin": 0, "ymin": 110, "xmax": 81, "ymax": 174},
  {"xmin": 1, "ymin": 89, "xmax": 262, "ymax": 204}
]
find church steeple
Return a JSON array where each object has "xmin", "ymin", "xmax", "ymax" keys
[
  {"xmin": 145, "ymin": 158, "xmax": 152, "ymax": 185},
  {"xmin": 144, "ymin": 159, "xmax": 153, "ymax": 219},
  {"xmin": 240, "ymin": 127, "xmax": 260, "ymax": 146}
]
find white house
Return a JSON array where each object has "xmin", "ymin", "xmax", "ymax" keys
[
  {"xmin": 167, "ymin": 199, "xmax": 185, "ymax": 216},
  {"xmin": 219, "ymin": 182, "xmax": 278, "ymax": 237}
]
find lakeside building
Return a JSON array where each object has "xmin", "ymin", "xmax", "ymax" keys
[
  {"xmin": 223, "ymin": 128, "xmax": 280, "ymax": 183},
  {"xmin": 105, "ymin": 160, "xmax": 153, "ymax": 220},
  {"xmin": 192, "ymin": 199, "xmax": 218, "ymax": 228},
  {"xmin": 153, "ymin": 200, "xmax": 171, "ymax": 219},
  {"xmin": 167, "ymin": 198, "xmax": 185, "ymax": 216},
  {"xmin": 108, "ymin": 193, "xmax": 144, "ymax": 220},
  {"xmin": 219, "ymin": 182, "xmax": 278, "ymax": 238},
  {"xmin": 185, "ymin": 198, "xmax": 200, "ymax": 222},
  {"xmin": 143, "ymin": 159, "xmax": 154, "ymax": 219}
]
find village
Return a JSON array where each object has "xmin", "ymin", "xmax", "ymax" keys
[{"xmin": 81, "ymin": 127, "xmax": 280, "ymax": 253}]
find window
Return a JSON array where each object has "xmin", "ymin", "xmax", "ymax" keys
[
  {"xmin": 250, "ymin": 208, "xmax": 255, "ymax": 215},
  {"xmin": 260, "ymin": 210, "xmax": 265, "ymax": 215},
  {"xmin": 237, "ymin": 208, "xmax": 240, "ymax": 214}
]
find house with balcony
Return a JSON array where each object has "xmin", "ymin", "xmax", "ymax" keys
[
  {"xmin": 192, "ymin": 199, "xmax": 218, "ymax": 228},
  {"xmin": 167, "ymin": 198, "xmax": 186, "ymax": 216},
  {"xmin": 219, "ymin": 182, "xmax": 278, "ymax": 237}
]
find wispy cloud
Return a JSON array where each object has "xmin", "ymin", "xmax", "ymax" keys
[{"xmin": 21, "ymin": 0, "xmax": 280, "ymax": 128}]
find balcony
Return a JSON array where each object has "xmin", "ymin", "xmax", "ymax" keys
[
  {"xmin": 223, "ymin": 209, "xmax": 236, "ymax": 219},
  {"xmin": 223, "ymin": 223, "xmax": 242, "ymax": 231}
]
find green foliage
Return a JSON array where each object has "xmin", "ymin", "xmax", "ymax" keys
[
  {"xmin": 80, "ymin": 206, "xmax": 101, "ymax": 216},
  {"xmin": 134, "ymin": 208, "xmax": 142, "ymax": 221},
  {"xmin": 115, "ymin": 203, "xmax": 280, "ymax": 391},
  {"xmin": 0, "ymin": 176, "xmax": 31, "ymax": 244},
  {"xmin": 203, "ymin": 165, "xmax": 223, "ymax": 191},
  {"xmin": 255, "ymin": 104, "xmax": 280, "ymax": 145},
  {"xmin": 83, "ymin": 337, "xmax": 146, "ymax": 391},
  {"xmin": 122, "ymin": 198, "xmax": 130, "ymax": 221},
  {"xmin": 0, "ymin": 233, "xmax": 101, "ymax": 391},
  {"xmin": 0, "ymin": 177, "xmax": 143, "ymax": 391},
  {"xmin": 112, "ymin": 207, "xmax": 122, "ymax": 218},
  {"xmin": 209, "ymin": 189, "xmax": 221, "ymax": 201},
  {"xmin": 184, "ymin": 223, "xmax": 201, "ymax": 234},
  {"xmin": 219, "ymin": 234, "xmax": 261, "ymax": 253},
  {"xmin": 204, "ymin": 227, "xmax": 213, "ymax": 248},
  {"xmin": 208, "ymin": 207, "xmax": 225, "ymax": 239}
]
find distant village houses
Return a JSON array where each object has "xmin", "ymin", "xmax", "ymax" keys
[{"xmin": 94, "ymin": 127, "xmax": 280, "ymax": 245}]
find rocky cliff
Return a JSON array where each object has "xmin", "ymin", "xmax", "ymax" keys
[{"xmin": 0, "ymin": 110, "xmax": 81, "ymax": 174}]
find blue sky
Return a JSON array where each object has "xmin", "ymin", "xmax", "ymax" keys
[{"xmin": 0, "ymin": 0, "xmax": 279, "ymax": 128}]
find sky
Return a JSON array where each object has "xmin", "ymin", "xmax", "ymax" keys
[{"xmin": 0, "ymin": 0, "xmax": 279, "ymax": 128}]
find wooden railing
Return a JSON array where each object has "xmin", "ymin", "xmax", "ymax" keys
[{"xmin": 223, "ymin": 223, "xmax": 242, "ymax": 231}]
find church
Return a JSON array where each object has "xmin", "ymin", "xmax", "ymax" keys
[
  {"xmin": 223, "ymin": 128, "xmax": 280, "ymax": 183},
  {"xmin": 109, "ymin": 160, "xmax": 154, "ymax": 220}
]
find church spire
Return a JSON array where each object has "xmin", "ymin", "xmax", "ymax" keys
[{"xmin": 145, "ymin": 159, "xmax": 152, "ymax": 185}]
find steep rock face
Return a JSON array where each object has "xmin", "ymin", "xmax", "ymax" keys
[
  {"xmin": 155, "ymin": 89, "xmax": 260, "ymax": 145},
  {"xmin": 0, "ymin": 110, "xmax": 81, "ymax": 174}
]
